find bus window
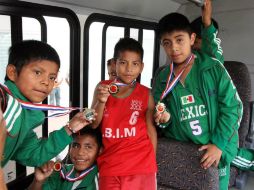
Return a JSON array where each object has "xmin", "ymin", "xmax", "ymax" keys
[
  {"xmin": 130, "ymin": 28, "xmax": 139, "ymax": 41},
  {"xmin": 141, "ymin": 29, "xmax": 155, "ymax": 88},
  {"xmin": 88, "ymin": 22, "xmax": 105, "ymax": 106},
  {"xmin": 0, "ymin": 15, "xmax": 11, "ymax": 84},
  {"xmin": 22, "ymin": 17, "xmax": 41, "ymax": 41},
  {"xmin": 44, "ymin": 16, "xmax": 71, "ymax": 160},
  {"xmin": 105, "ymin": 26, "xmax": 124, "ymax": 78}
]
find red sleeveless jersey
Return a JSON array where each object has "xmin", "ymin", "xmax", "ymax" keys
[{"xmin": 97, "ymin": 80, "xmax": 157, "ymax": 176}]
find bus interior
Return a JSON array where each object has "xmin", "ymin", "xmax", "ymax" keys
[{"xmin": 0, "ymin": 0, "xmax": 254, "ymax": 189}]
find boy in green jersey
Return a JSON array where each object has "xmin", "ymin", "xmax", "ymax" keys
[
  {"xmin": 192, "ymin": 0, "xmax": 254, "ymax": 174},
  {"xmin": 0, "ymin": 40, "xmax": 94, "ymax": 184},
  {"xmin": 153, "ymin": 11, "xmax": 242, "ymax": 190},
  {"xmin": 29, "ymin": 126, "xmax": 102, "ymax": 190}
]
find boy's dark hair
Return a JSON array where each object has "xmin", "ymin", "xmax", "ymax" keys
[
  {"xmin": 191, "ymin": 16, "xmax": 219, "ymax": 38},
  {"xmin": 113, "ymin": 37, "xmax": 144, "ymax": 61},
  {"xmin": 157, "ymin": 12, "xmax": 193, "ymax": 39},
  {"xmin": 5, "ymin": 40, "xmax": 60, "ymax": 80},
  {"xmin": 107, "ymin": 58, "xmax": 115, "ymax": 66},
  {"xmin": 73, "ymin": 126, "xmax": 102, "ymax": 148}
]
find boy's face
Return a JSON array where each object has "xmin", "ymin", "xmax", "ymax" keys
[
  {"xmin": 115, "ymin": 51, "xmax": 143, "ymax": 84},
  {"xmin": 161, "ymin": 31, "xmax": 195, "ymax": 65},
  {"xmin": 107, "ymin": 60, "xmax": 117, "ymax": 80},
  {"xmin": 70, "ymin": 135, "xmax": 99, "ymax": 173},
  {"xmin": 7, "ymin": 60, "xmax": 59, "ymax": 103},
  {"xmin": 192, "ymin": 37, "xmax": 202, "ymax": 51}
]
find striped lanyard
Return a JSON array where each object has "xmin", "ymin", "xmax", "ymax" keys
[
  {"xmin": 0, "ymin": 84, "xmax": 80, "ymax": 117},
  {"xmin": 60, "ymin": 165, "xmax": 96, "ymax": 182},
  {"xmin": 160, "ymin": 54, "xmax": 194, "ymax": 101}
]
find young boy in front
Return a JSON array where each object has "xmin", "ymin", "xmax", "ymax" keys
[
  {"xmin": 29, "ymin": 126, "xmax": 101, "ymax": 190},
  {"xmin": 153, "ymin": 13, "xmax": 242, "ymax": 190},
  {"xmin": 92, "ymin": 37, "xmax": 157, "ymax": 190},
  {"xmin": 0, "ymin": 40, "xmax": 93, "ymax": 168}
]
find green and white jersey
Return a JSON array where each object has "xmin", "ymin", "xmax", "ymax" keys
[{"xmin": 167, "ymin": 62, "xmax": 210, "ymax": 144}]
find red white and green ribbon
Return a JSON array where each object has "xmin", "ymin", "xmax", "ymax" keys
[
  {"xmin": 0, "ymin": 84, "xmax": 80, "ymax": 117},
  {"xmin": 60, "ymin": 165, "xmax": 96, "ymax": 182},
  {"xmin": 160, "ymin": 54, "xmax": 194, "ymax": 100}
]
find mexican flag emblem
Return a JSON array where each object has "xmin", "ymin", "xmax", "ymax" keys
[{"xmin": 181, "ymin": 95, "xmax": 195, "ymax": 105}]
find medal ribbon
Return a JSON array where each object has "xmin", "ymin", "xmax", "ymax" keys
[
  {"xmin": 60, "ymin": 165, "xmax": 96, "ymax": 182},
  {"xmin": 0, "ymin": 84, "xmax": 80, "ymax": 117},
  {"xmin": 112, "ymin": 78, "xmax": 136, "ymax": 87},
  {"xmin": 160, "ymin": 54, "xmax": 194, "ymax": 100}
]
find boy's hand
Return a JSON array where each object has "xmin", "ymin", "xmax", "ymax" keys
[
  {"xmin": 96, "ymin": 84, "xmax": 110, "ymax": 103},
  {"xmin": 202, "ymin": 0, "xmax": 212, "ymax": 28},
  {"xmin": 34, "ymin": 161, "xmax": 54, "ymax": 183},
  {"xmin": 66, "ymin": 111, "xmax": 97, "ymax": 135},
  {"xmin": 154, "ymin": 110, "xmax": 170, "ymax": 125},
  {"xmin": 199, "ymin": 144, "xmax": 222, "ymax": 169}
]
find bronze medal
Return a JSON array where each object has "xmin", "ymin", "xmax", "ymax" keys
[
  {"xmin": 53, "ymin": 161, "xmax": 62, "ymax": 172},
  {"xmin": 108, "ymin": 84, "xmax": 119, "ymax": 94},
  {"xmin": 156, "ymin": 102, "xmax": 166, "ymax": 113}
]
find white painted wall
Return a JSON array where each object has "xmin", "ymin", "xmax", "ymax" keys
[{"xmin": 179, "ymin": 0, "xmax": 254, "ymax": 99}]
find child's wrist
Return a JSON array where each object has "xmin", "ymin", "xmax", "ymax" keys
[{"xmin": 64, "ymin": 124, "xmax": 75, "ymax": 135}]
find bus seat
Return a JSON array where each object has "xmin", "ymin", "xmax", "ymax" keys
[
  {"xmin": 157, "ymin": 138, "xmax": 219, "ymax": 190},
  {"xmin": 156, "ymin": 61, "xmax": 253, "ymax": 189},
  {"xmin": 224, "ymin": 61, "xmax": 252, "ymax": 189}
]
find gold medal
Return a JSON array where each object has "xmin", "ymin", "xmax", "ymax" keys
[
  {"xmin": 83, "ymin": 108, "xmax": 95, "ymax": 121},
  {"xmin": 53, "ymin": 161, "xmax": 62, "ymax": 171},
  {"xmin": 108, "ymin": 83, "xmax": 119, "ymax": 94}
]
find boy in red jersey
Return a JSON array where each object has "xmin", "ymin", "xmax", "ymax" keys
[{"xmin": 91, "ymin": 37, "xmax": 157, "ymax": 190}]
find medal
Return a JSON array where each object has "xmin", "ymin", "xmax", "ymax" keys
[
  {"xmin": 54, "ymin": 161, "xmax": 62, "ymax": 171},
  {"xmin": 83, "ymin": 108, "xmax": 95, "ymax": 121},
  {"xmin": 108, "ymin": 83, "xmax": 119, "ymax": 94},
  {"xmin": 156, "ymin": 102, "xmax": 166, "ymax": 113}
]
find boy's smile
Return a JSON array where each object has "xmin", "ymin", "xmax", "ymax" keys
[
  {"xmin": 70, "ymin": 135, "xmax": 99, "ymax": 175},
  {"xmin": 161, "ymin": 31, "xmax": 195, "ymax": 65},
  {"xmin": 7, "ymin": 60, "xmax": 59, "ymax": 103}
]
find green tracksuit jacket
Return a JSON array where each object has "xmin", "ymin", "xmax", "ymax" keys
[
  {"xmin": 153, "ymin": 51, "xmax": 243, "ymax": 167},
  {"xmin": 2, "ymin": 80, "xmax": 73, "ymax": 167},
  {"xmin": 42, "ymin": 165, "xmax": 98, "ymax": 190}
]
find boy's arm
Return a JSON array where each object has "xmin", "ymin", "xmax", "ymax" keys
[
  {"xmin": 201, "ymin": 0, "xmax": 224, "ymax": 63},
  {"xmin": 28, "ymin": 161, "xmax": 54, "ymax": 190},
  {"xmin": 152, "ymin": 67, "xmax": 171, "ymax": 128},
  {"xmin": 146, "ymin": 92, "xmax": 157, "ymax": 152},
  {"xmin": 210, "ymin": 64, "xmax": 242, "ymax": 162},
  {"xmin": 12, "ymin": 127, "xmax": 73, "ymax": 167},
  {"xmin": 91, "ymin": 83, "xmax": 110, "ymax": 128}
]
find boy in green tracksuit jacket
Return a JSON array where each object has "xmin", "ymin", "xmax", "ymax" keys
[
  {"xmin": 0, "ymin": 40, "xmax": 93, "ymax": 169},
  {"xmin": 192, "ymin": 0, "xmax": 254, "ymax": 173},
  {"xmin": 153, "ymin": 12, "xmax": 242, "ymax": 190},
  {"xmin": 29, "ymin": 127, "xmax": 102, "ymax": 190}
]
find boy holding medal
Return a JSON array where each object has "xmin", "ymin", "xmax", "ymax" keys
[
  {"xmin": 91, "ymin": 37, "xmax": 157, "ymax": 190},
  {"xmin": 0, "ymin": 40, "xmax": 94, "ymax": 170},
  {"xmin": 29, "ymin": 126, "xmax": 101, "ymax": 190},
  {"xmin": 153, "ymin": 12, "xmax": 242, "ymax": 190}
]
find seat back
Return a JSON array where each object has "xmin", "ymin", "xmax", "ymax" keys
[{"xmin": 224, "ymin": 61, "xmax": 251, "ymax": 147}]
